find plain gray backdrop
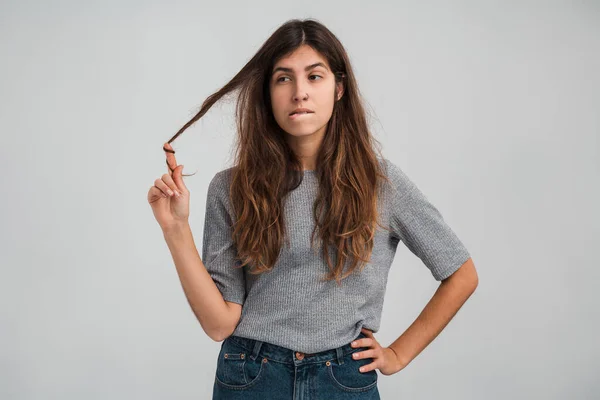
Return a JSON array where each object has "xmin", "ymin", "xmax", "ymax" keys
[{"xmin": 1, "ymin": 1, "xmax": 598, "ymax": 399}]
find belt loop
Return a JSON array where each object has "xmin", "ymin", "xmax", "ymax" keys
[
  {"xmin": 251, "ymin": 339, "xmax": 263, "ymax": 361},
  {"xmin": 336, "ymin": 346, "xmax": 344, "ymax": 365}
]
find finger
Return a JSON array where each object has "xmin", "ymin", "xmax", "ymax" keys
[
  {"xmin": 360, "ymin": 336, "xmax": 374, "ymax": 345},
  {"xmin": 359, "ymin": 360, "xmax": 377, "ymax": 373},
  {"xmin": 361, "ymin": 330, "xmax": 375, "ymax": 340},
  {"xmin": 361, "ymin": 328, "xmax": 373, "ymax": 336},
  {"xmin": 171, "ymin": 164, "xmax": 187, "ymax": 193},
  {"xmin": 161, "ymin": 173, "xmax": 181, "ymax": 196},
  {"xmin": 352, "ymin": 338, "xmax": 374, "ymax": 350},
  {"xmin": 154, "ymin": 178, "xmax": 176, "ymax": 197},
  {"xmin": 149, "ymin": 186, "xmax": 168, "ymax": 200},
  {"xmin": 163, "ymin": 142, "xmax": 177, "ymax": 174},
  {"xmin": 353, "ymin": 349, "xmax": 376, "ymax": 360}
]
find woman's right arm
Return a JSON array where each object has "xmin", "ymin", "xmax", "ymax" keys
[{"xmin": 163, "ymin": 222, "xmax": 241, "ymax": 341}]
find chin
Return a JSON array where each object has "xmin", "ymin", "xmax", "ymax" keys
[{"xmin": 282, "ymin": 125, "xmax": 318, "ymax": 137}]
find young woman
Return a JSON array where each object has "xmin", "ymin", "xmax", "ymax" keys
[{"xmin": 148, "ymin": 18, "xmax": 478, "ymax": 399}]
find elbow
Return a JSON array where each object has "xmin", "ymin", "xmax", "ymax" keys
[
  {"xmin": 208, "ymin": 331, "xmax": 223, "ymax": 342},
  {"xmin": 467, "ymin": 262, "xmax": 479, "ymax": 291},
  {"xmin": 466, "ymin": 275, "xmax": 478, "ymax": 294},
  {"xmin": 207, "ymin": 331, "xmax": 224, "ymax": 342},
  {"xmin": 210, "ymin": 326, "xmax": 234, "ymax": 343},
  {"xmin": 199, "ymin": 323, "xmax": 228, "ymax": 342}
]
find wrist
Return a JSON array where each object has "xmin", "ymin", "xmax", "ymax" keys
[
  {"xmin": 387, "ymin": 346, "xmax": 409, "ymax": 371},
  {"xmin": 162, "ymin": 221, "xmax": 191, "ymax": 237}
]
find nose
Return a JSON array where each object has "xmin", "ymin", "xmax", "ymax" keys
[
  {"xmin": 293, "ymin": 81, "xmax": 309, "ymax": 101},
  {"xmin": 293, "ymin": 91, "xmax": 308, "ymax": 101}
]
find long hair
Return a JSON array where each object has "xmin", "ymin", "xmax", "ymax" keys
[{"xmin": 164, "ymin": 18, "xmax": 394, "ymax": 285}]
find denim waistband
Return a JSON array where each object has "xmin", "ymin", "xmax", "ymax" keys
[{"xmin": 227, "ymin": 331, "xmax": 369, "ymax": 366}]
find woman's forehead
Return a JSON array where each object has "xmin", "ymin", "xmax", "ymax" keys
[{"xmin": 273, "ymin": 46, "xmax": 330, "ymax": 72}]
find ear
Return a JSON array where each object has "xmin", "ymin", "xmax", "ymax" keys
[{"xmin": 336, "ymin": 81, "xmax": 344, "ymax": 101}]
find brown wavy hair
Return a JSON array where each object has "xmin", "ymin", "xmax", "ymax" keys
[{"xmin": 163, "ymin": 18, "xmax": 394, "ymax": 285}]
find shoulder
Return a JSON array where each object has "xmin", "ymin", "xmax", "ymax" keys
[
  {"xmin": 208, "ymin": 166, "xmax": 235, "ymax": 191},
  {"xmin": 380, "ymin": 157, "xmax": 405, "ymax": 180},
  {"xmin": 206, "ymin": 166, "xmax": 237, "ymax": 207},
  {"xmin": 379, "ymin": 157, "xmax": 418, "ymax": 198}
]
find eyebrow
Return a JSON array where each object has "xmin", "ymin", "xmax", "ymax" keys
[{"xmin": 271, "ymin": 62, "xmax": 329, "ymax": 76}]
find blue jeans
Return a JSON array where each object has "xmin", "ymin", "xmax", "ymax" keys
[{"xmin": 212, "ymin": 331, "xmax": 380, "ymax": 399}]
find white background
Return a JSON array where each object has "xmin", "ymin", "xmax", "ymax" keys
[{"xmin": 1, "ymin": 0, "xmax": 598, "ymax": 398}]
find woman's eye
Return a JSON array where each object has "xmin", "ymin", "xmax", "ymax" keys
[{"xmin": 276, "ymin": 75, "xmax": 322, "ymax": 83}]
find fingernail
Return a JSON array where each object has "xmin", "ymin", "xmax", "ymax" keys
[
  {"xmin": 174, "ymin": 191, "xmax": 180, "ymax": 197},
  {"xmin": 351, "ymin": 341, "xmax": 357, "ymax": 347}
]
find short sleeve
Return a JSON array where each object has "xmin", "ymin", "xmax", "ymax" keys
[
  {"xmin": 385, "ymin": 160, "xmax": 471, "ymax": 281},
  {"xmin": 201, "ymin": 170, "xmax": 246, "ymax": 305}
]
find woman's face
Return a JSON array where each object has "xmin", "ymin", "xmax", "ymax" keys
[{"xmin": 269, "ymin": 45, "xmax": 343, "ymax": 141}]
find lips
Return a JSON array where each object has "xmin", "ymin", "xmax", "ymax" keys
[
  {"xmin": 290, "ymin": 111, "xmax": 313, "ymax": 115},
  {"xmin": 289, "ymin": 111, "xmax": 314, "ymax": 120},
  {"xmin": 289, "ymin": 108, "xmax": 314, "ymax": 116}
]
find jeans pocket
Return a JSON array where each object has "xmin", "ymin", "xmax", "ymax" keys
[
  {"xmin": 327, "ymin": 349, "xmax": 378, "ymax": 393},
  {"xmin": 215, "ymin": 337, "xmax": 268, "ymax": 390}
]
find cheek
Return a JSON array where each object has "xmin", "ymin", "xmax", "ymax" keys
[
  {"xmin": 270, "ymin": 92, "xmax": 286, "ymax": 115},
  {"xmin": 316, "ymin": 94, "xmax": 336, "ymax": 116},
  {"xmin": 317, "ymin": 86, "xmax": 336, "ymax": 107}
]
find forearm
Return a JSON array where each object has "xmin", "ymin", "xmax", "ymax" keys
[
  {"xmin": 388, "ymin": 270, "xmax": 477, "ymax": 368},
  {"xmin": 163, "ymin": 223, "xmax": 233, "ymax": 341}
]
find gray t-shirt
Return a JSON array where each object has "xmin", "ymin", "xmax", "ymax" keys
[{"xmin": 201, "ymin": 158, "xmax": 470, "ymax": 353}]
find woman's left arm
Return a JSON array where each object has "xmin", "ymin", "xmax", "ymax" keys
[{"xmin": 387, "ymin": 257, "xmax": 478, "ymax": 370}]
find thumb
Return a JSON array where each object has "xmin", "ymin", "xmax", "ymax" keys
[{"xmin": 173, "ymin": 165, "xmax": 187, "ymax": 192}]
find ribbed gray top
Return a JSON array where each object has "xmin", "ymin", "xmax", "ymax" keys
[{"xmin": 201, "ymin": 158, "xmax": 470, "ymax": 353}]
